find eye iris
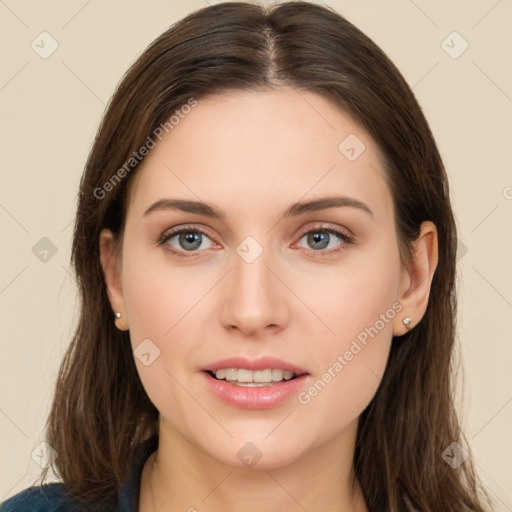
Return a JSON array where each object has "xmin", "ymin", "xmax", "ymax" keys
[
  {"xmin": 308, "ymin": 231, "xmax": 329, "ymax": 250},
  {"xmin": 171, "ymin": 230, "xmax": 340, "ymax": 253},
  {"xmin": 179, "ymin": 231, "xmax": 202, "ymax": 251}
]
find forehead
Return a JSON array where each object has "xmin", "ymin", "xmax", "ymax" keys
[{"xmin": 127, "ymin": 87, "xmax": 393, "ymax": 222}]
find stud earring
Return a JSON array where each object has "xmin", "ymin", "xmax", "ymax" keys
[
  {"xmin": 402, "ymin": 317, "xmax": 412, "ymax": 329},
  {"xmin": 115, "ymin": 312, "xmax": 122, "ymax": 319}
]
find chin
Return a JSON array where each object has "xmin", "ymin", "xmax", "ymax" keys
[{"xmin": 199, "ymin": 433, "xmax": 310, "ymax": 471}]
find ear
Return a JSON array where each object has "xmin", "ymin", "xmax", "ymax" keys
[
  {"xmin": 99, "ymin": 229, "xmax": 129, "ymax": 331},
  {"xmin": 393, "ymin": 221, "xmax": 438, "ymax": 336}
]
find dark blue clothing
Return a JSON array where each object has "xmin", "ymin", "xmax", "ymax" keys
[{"xmin": 0, "ymin": 435, "xmax": 158, "ymax": 512}]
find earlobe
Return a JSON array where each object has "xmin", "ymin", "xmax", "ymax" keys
[
  {"xmin": 99, "ymin": 229, "xmax": 129, "ymax": 331},
  {"xmin": 394, "ymin": 221, "xmax": 438, "ymax": 336}
]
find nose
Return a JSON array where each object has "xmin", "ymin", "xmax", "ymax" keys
[{"xmin": 220, "ymin": 244, "xmax": 290, "ymax": 338}]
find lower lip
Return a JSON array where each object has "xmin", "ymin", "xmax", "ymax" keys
[{"xmin": 203, "ymin": 372, "xmax": 309, "ymax": 409}]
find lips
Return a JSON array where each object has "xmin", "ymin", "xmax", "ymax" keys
[
  {"xmin": 201, "ymin": 356, "xmax": 310, "ymax": 409},
  {"xmin": 201, "ymin": 356, "xmax": 308, "ymax": 375}
]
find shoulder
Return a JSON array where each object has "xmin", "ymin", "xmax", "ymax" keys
[
  {"xmin": 0, "ymin": 483, "xmax": 82, "ymax": 512},
  {"xmin": 1, "ymin": 435, "xmax": 158, "ymax": 512}
]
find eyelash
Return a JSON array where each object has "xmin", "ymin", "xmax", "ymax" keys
[{"xmin": 157, "ymin": 224, "xmax": 354, "ymax": 258}]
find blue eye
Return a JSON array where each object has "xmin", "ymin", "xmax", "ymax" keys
[
  {"xmin": 159, "ymin": 227, "xmax": 214, "ymax": 256},
  {"xmin": 158, "ymin": 224, "xmax": 354, "ymax": 258},
  {"xmin": 296, "ymin": 227, "xmax": 354, "ymax": 255}
]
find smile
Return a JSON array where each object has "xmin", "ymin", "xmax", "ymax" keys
[{"xmin": 209, "ymin": 368, "xmax": 297, "ymax": 386}]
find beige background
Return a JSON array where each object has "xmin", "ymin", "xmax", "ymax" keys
[{"xmin": 1, "ymin": 0, "xmax": 511, "ymax": 509}]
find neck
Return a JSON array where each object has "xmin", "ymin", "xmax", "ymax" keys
[{"xmin": 140, "ymin": 419, "xmax": 368, "ymax": 512}]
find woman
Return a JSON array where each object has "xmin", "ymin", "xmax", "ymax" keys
[{"xmin": 0, "ymin": 1, "xmax": 493, "ymax": 511}]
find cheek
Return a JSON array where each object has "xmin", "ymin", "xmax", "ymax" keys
[
  {"xmin": 294, "ymin": 246, "xmax": 401, "ymax": 413},
  {"xmin": 120, "ymin": 252, "xmax": 200, "ymax": 421},
  {"xmin": 335, "ymin": 265, "xmax": 399, "ymax": 342},
  {"xmin": 119, "ymin": 241, "xmax": 221, "ymax": 393},
  {"xmin": 294, "ymin": 242, "xmax": 401, "ymax": 345},
  {"xmin": 121, "ymin": 243, "xmax": 206, "ymax": 343}
]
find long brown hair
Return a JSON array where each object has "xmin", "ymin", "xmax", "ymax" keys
[{"xmin": 38, "ymin": 2, "xmax": 492, "ymax": 510}]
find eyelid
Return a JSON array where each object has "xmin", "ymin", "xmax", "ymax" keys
[
  {"xmin": 157, "ymin": 223, "xmax": 215, "ymax": 244},
  {"xmin": 294, "ymin": 222, "xmax": 354, "ymax": 240}
]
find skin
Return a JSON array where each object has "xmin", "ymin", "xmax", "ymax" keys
[{"xmin": 100, "ymin": 87, "xmax": 438, "ymax": 512}]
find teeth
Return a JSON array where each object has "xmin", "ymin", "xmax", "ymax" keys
[
  {"xmin": 237, "ymin": 369, "xmax": 253, "ymax": 382},
  {"xmin": 224, "ymin": 368, "xmax": 237, "ymax": 380},
  {"xmin": 254, "ymin": 369, "xmax": 272, "ymax": 382},
  {"xmin": 215, "ymin": 369, "xmax": 227, "ymax": 379},
  {"xmin": 213, "ymin": 368, "xmax": 297, "ymax": 384},
  {"xmin": 271, "ymin": 369, "xmax": 284, "ymax": 381}
]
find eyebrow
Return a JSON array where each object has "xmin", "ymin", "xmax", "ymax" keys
[{"xmin": 143, "ymin": 196, "xmax": 374, "ymax": 220}]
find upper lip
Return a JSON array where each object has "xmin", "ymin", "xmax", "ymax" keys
[{"xmin": 202, "ymin": 356, "xmax": 308, "ymax": 375}]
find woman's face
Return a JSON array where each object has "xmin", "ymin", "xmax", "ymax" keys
[{"xmin": 110, "ymin": 88, "xmax": 410, "ymax": 468}]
